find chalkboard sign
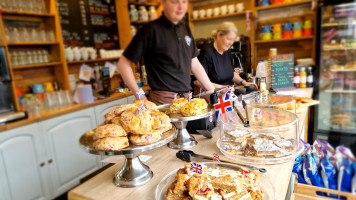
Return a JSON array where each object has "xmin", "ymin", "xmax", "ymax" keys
[
  {"xmin": 271, "ymin": 54, "xmax": 294, "ymax": 89},
  {"xmin": 57, "ymin": 0, "xmax": 120, "ymax": 49}
]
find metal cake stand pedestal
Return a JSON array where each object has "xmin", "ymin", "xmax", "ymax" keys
[
  {"xmin": 79, "ymin": 128, "xmax": 175, "ymax": 188},
  {"xmin": 158, "ymin": 104, "xmax": 215, "ymax": 149}
]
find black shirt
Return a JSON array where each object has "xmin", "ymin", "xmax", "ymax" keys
[
  {"xmin": 197, "ymin": 43, "xmax": 234, "ymax": 85},
  {"xmin": 123, "ymin": 14, "xmax": 198, "ymax": 93}
]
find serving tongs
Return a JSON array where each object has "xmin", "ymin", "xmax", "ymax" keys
[
  {"xmin": 176, "ymin": 150, "xmax": 266, "ymax": 173},
  {"xmin": 193, "ymin": 86, "xmax": 229, "ymax": 104},
  {"xmin": 233, "ymin": 100, "xmax": 250, "ymax": 127}
]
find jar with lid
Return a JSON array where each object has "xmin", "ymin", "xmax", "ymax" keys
[
  {"xmin": 293, "ymin": 66, "xmax": 300, "ymax": 88},
  {"xmin": 299, "ymin": 66, "xmax": 307, "ymax": 88},
  {"xmin": 307, "ymin": 66, "xmax": 313, "ymax": 87},
  {"xmin": 148, "ymin": 6, "xmax": 157, "ymax": 21},
  {"xmin": 129, "ymin": 4, "xmax": 138, "ymax": 22},
  {"xmin": 138, "ymin": 6, "xmax": 148, "ymax": 22}
]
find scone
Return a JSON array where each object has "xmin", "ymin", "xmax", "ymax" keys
[
  {"xmin": 129, "ymin": 131, "xmax": 162, "ymax": 145},
  {"xmin": 133, "ymin": 100, "xmax": 158, "ymax": 110},
  {"xmin": 104, "ymin": 104, "xmax": 136, "ymax": 122},
  {"xmin": 119, "ymin": 107, "xmax": 154, "ymax": 135},
  {"xmin": 150, "ymin": 109, "xmax": 172, "ymax": 132},
  {"xmin": 93, "ymin": 124, "xmax": 127, "ymax": 140},
  {"xmin": 93, "ymin": 136, "xmax": 129, "ymax": 151},
  {"xmin": 181, "ymin": 98, "xmax": 208, "ymax": 117},
  {"xmin": 170, "ymin": 98, "xmax": 188, "ymax": 114}
]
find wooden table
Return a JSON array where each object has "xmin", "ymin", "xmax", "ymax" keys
[{"xmin": 68, "ymin": 88, "xmax": 314, "ymax": 200}]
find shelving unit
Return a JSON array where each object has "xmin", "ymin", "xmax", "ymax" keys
[
  {"xmin": 255, "ymin": 0, "xmax": 312, "ymax": 11},
  {"xmin": 330, "ymin": 68, "xmax": 356, "ymax": 72},
  {"xmin": 67, "ymin": 57, "xmax": 120, "ymax": 64},
  {"xmin": 0, "ymin": 0, "xmax": 69, "ymax": 111},
  {"xmin": 254, "ymin": 36, "xmax": 313, "ymax": 44}
]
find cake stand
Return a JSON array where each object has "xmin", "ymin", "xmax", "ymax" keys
[
  {"xmin": 158, "ymin": 104, "xmax": 215, "ymax": 149},
  {"xmin": 79, "ymin": 128, "xmax": 175, "ymax": 188}
]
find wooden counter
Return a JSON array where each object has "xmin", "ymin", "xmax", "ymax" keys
[
  {"xmin": 0, "ymin": 85, "xmax": 150, "ymax": 132},
  {"xmin": 68, "ymin": 88, "xmax": 314, "ymax": 200}
]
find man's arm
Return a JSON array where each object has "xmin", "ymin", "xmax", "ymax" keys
[
  {"xmin": 191, "ymin": 57, "xmax": 215, "ymax": 92},
  {"xmin": 117, "ymin": 56, "xmax": 147, "ymax": 100}
]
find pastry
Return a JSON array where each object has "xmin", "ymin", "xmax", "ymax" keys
[
  {"xmin": 119, "ymin": 107, "xmax": 154, "ymax": 135},
  {"xmin": 129, "ymin": 131, "xmax": 162, "ymax": 145},
  {"xmin": 133, "ymin": 100, "xmax": 158, "ymax": 110},
  {"xmin": 93, "ymin": 124, "xmax": 127, "ymax": 140},
  {"xmin": 251, "ymin": 143, "xmax": 282, "ymax": 156},
  {"xmin": 93, "ymin": 136, "xmax": 129, "ymax": 151},
  {"xmin": 104, "ymin": 104, "xmax": 136, "ymax": 122},
  {"xmin": 150, "ymin": 109, "xmax": 172, "ymax": 132},
  {"xmin": 169, "ymin": 97, "xmax": 188, "ymax": 114},
  {"xmin": 181, "ymin": 98, "xmax": 208, "ymax": 117}
]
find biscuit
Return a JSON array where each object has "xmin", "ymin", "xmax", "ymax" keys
[
  {"xmin": 120, "ymin": 107, "xmax": 154, "ymax": 135},
  {"xmin": 170, "ymin": 98, "xmax": 188, "ymax": 114},
  {"xmin": 133, "ymin": 100, "xmax": 158, "ymax": 110},
  {"xmin": 93, "ymin": 124, "xmax": 127, "ymax": 140},
  {"xmin": 129, "ymin": 131, "xmax": 162, "ymax": 145},
  {"xmin": 150, "ymin": 109, "xmax": 172, "ymax": 132},
  {"xmin": 93, "ymin": 136, "xmax": 129, "ymax": 151},
  {"xmin": 104, "ymin": 104, "xmax": 136, "ymax": 121},
  {"xmin": 181, "ymin": 98, "xmax": 208, "ymax": 117}
]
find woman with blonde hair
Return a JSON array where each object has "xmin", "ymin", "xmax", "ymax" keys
[{"xmin": 194, "ymin": 21, "xmax": 255, "ymax": 90}]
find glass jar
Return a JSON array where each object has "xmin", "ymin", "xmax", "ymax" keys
[
  {"xmin": 129, "ymin": 4, "xmax": 138, "ymax": 22},
  {"xmin": 138, "ymin": 5, "xmax": 148, "ymax": 22},
  {"xmin": 148, "ymin": 6, "xmax": 157, "ymax": 21}
]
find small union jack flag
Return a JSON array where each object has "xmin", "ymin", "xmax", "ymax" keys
[
  {"xmin": 174, "ymin": 93, "xmax": 178, "ymax": 100},
  {"xmin": 136, "ymin": 88, "xmax": 145, "ymax": 100},
  {"xmin": 213, "ymin": 153, "xmax": 220, "ymax": 162},
  {"xmin": 214, "ymin": 90, "xmax": 232, "ymax": 121},
  {"xmin": 188, "ymin": 92, "xmax": 192, "ymax": 101},
  {"xmin": 190, "ymin": 162, "xmax": 203, "ymax": 174},
  {"xmin": 138, "ymin": 102, "xmax": 145, "ymax": 115}
]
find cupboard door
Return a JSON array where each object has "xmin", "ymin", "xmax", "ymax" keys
[
  {"xmin": 40, "ymin": 107, "xmax": 99, "ymax": 198},
  {"xmin": 127, "ymin": 95, "xmax": 136, "ymax": 104},
  {"xmin": 94, "ymin": 97, "xmax": 127, "ymax": 125},
  {"xmin": 0, "ymin": 123, "xmax": 49, "ymax": 200}
]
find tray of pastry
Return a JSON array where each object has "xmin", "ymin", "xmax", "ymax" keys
[
  {"xmin": 155, "ymin": 162, "xmax": 276, "ymax": 200},
  {"xmin": 79, "ymin": 100, "xmax": 176, "ymax": 155},
  {"xmin": 79, "ymin": 127, "xmax": 175, "ymax": 155},
  {"xmin": 158, "ymin": 98, "xmax": 215, "ymax": 122}
]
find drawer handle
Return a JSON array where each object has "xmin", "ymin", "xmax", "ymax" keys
[
  {"xmin": 48, "ymin": 159, "xmax": 53, "ymax": 164},
  {"xmin": 40, "ymin": 162, "xmax": 45, "ymax": 167}
]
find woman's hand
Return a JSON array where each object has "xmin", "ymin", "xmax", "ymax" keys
[{"xmin": 243, "ymin": 81, "xmax": 258, "ymax": 90}]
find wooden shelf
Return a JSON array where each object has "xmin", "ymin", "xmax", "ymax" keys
[
  {"xmin": 325, "ymin": 89, "xmax": 356, "ymax": 94},
  {"xmin": 130, "ymin": 21, "xmax": 150, "ymax": 25},
  {"xmin": 191, "ymin": 11, "xmax": 246, "ymax": 22},
  {"xmin": 254, "ymin": 36, "xmax": 313, "ymax": 44},
  {"xmin": 322, "ymin": 23, "xmax": 356, "ymax": 27},
  {"xmin": 330, "ymin": 68, "xmax": 356, "ymax": 72},
  {"xmin": 1, "ymin": 10, "xmax": 54, "ymax": 17},
  {"xmin": 7, "ymin": 41, "xmax": 58, "ymax": 46},
  {"xmin": 11, "ymin": 61, "xmax": 63, "ymax": 69},
  {"xmin": 67, "ymin": 57, "xmax": 120, "ymax": 64},
  {"xmin": 128, "ymin": 2, "xmax": 159, "ymax": 6},
  {"xmin": 323, "ymin": 47, "xmax": 356, "ymax": 51},
  {"xmin": 255, "ymin": 0, "xmax": 312, "ymax": 11}
]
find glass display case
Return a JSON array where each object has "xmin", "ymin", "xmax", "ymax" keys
[{"xmin": 312, "ymin": 0, "xmax": 356, "ymax": 153}]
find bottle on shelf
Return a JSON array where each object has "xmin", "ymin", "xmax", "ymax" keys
[
  {"xmin": 293, "ymin": 66, "xmax": 300, "ymax": 88},
  {"xmin": 307, "ymin": 66, "xmax": 313, "ymax": 87},
  {"xmin": 138, "ymin": 5, "xmax": 148, "ymax": 22},
  {"xmin": 148, "ymin": 6, "xmax": 157, "ymax": 21},
  {"xmin": 299, "ymin": 66, "xmax": 307, "ymax": 88},
  {"xmin": 129, "ymin": 4, "xmax": 138, "ymax": 22}
]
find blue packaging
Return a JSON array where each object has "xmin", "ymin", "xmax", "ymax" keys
[
  {"xmin": 352, "ymin": 161, "xmax": 356, "ymax": 194},
  {"xmin": 293, "ymin": 156, "xmax": 307, "ymax": 184},
  {"xmin": 338, "ymin": 158, "xmax": 352, "ymax": 193},
  {"xmin": 303, "ymin": 153, "xmax": 325, "ymax": 196},
  {"xmin": 320, "ymin": 157, "xmax": 338, "ymax": 198}
]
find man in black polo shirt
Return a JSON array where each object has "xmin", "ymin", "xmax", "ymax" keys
[{"xmin": 117, "ymin": 0, "xmax": 214, "ymax": 105}]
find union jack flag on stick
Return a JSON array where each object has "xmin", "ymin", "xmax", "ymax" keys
[
  {"xmin": 214, "ymin": 90, "xmax": 232, "ymax": 121},
  {"xmin": 174, "ymin": 93, "xmax": 178, "ymax": 100},
  {"xmin": 138, "ymin": 102, "xmax": 145, "ymax": 115},
  {"xmin": 188, "ymin": 92, "xmax": 192, "ymax": 101},
  {"xmin": 136, "ymin": 88, "xmax": 145, "ymax": 100},
  {"xmin": 190, "ymin": 162, "xmax": 202, "ymax": 174},
  {"xmin": 213, "ymin": 153, "xmax": 220, "ymax": 162}
]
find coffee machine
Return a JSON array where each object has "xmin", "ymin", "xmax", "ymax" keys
[{"xmin": 0, "ymin": 47, "xmax": 27, "ymax": 124}]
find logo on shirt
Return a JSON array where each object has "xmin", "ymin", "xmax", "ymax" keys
[{"xmin": 185, "ymin": 35, "xmax": 191, "ymax": 46}]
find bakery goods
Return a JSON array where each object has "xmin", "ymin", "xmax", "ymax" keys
[
  {"xmin": 133, "ymin": 100, "xmax": 158, "ymax": 110},
  {"xmin": 129, "ymin": 131, "xmax": 162, "ymax": 145},
  {"xmin": 93, "ymin": 124, "xmax": 127, "ymax": 140},
  {"xmin": 170, "ymin": 98, "xmax": 188, "ymax": 114},
  {"xmin": 119, "ymin": 107, "xmax": 155, "ymax": 135},
  {"xmin": 150, "ymin": 109, "xmax": 172, "ymax": 132},
  {"xmin": 166, "ymin": 163, "xmax": 263, "ymax": 200},
  {"xmin": 93, "ymin": 136, "xmax": 129, "ymax": 151},
  {"xmin": 181, "ymin": 98, "xmax": 208, "ymax": 117},
  {"xmin": 104, "ymin": 104, "xmax": 136, "ymax": 122}
]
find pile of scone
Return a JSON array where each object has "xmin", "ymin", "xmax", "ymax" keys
[
  {"xmin": 170, "ymin": 97, "xmax": 208, "ymax": 117},
  {"xmin": 166, "ymin": 162, "xmax": 263, "ymax": 200},
  {"xmin": 89, "ymin": 100, "xmax": 172, "ymax": 151},
  {"xmin": 222, "ymin": 129, "xmax": 296, "ymax": 158}
]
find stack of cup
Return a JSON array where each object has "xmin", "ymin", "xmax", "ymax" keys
[
  {"xmin": 282, "ymin": 23, "xmax": 293, "ymax": 38},
  {"xmin": 293, "ymin": 21, "xmax": 302, "ymax": 38},
  {"xmin": 272, "ymin": 24, "xmax": 282, "ymax": 39},
  {"xmin": 303, "ymin": 20, "xmax": 313, "ymax": 36},
  {"xmin": 260, "ymin": 25, "xmax": 272, "ymax": 40}
]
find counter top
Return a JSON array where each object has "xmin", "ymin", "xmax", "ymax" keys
[
  {"xmin": 0, "ymin": 85, "xmax": 150, "ymax": 132},
  {"xmin": 68, "ymin": 88, "xmax": 314, "ymax": 200}
]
